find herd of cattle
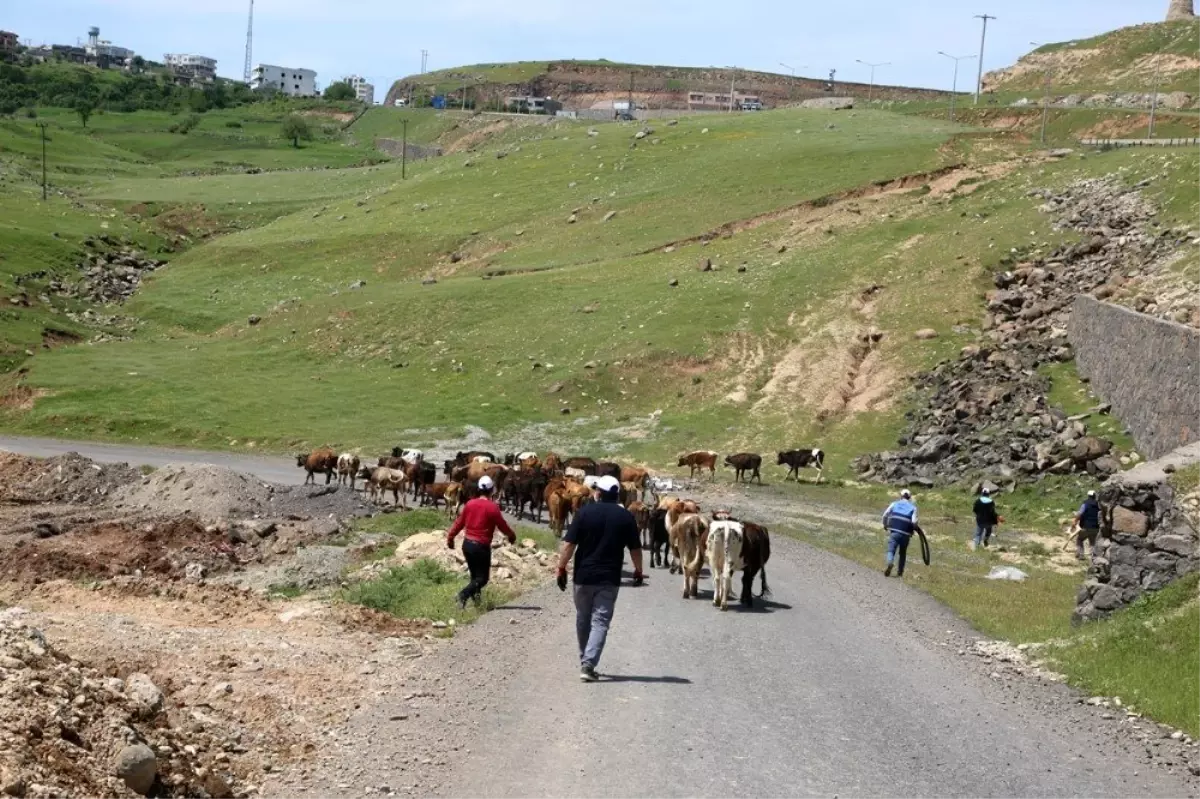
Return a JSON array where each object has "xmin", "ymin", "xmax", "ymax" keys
[{"xmin": 295, "ymin": 445, "xmax": 825, "ymax": 609}]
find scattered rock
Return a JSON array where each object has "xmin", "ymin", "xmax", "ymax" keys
[
  {"xmin": 668, "ymin": 278, "xmax": 679, "ymax": 287},
  {"xmin": 114, "ymin": 745, "xmax": 158, "ymax": 795},
  {"xmin": 247, "ymin": 315, "xmax": 261, "ymax": 326},
  {"xmin": 697, "ymin": 258, "xmax": 712, "ymax": 272},
  {"xmin": 913, "ymin": 328, "xmax": 938, "ymax": 340}
]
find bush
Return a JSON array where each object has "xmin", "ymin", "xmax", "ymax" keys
[
  {"xmin": 24, "ymin": 107, "xmax": 36, "ymax": 119},
  {"xmin": 170, "ymin": 113, "xmax": 202, "ymax": 134},
  {"xmin": 224, "ymin": 119, "xmax": 243, "ymax": 128}
]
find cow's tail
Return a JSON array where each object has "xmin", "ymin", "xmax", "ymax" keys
[{"xmin": 757, "ymin": 567, "xmax": 771, "ymax": 598}]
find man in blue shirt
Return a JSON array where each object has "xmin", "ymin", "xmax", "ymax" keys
[
  {"xmin": 1074, "ymin": 490, "xmax": 1101, "ymax": 561},
  {"xmin": 882, "ymin": 489, "xmax": 919, "ymax": 577},
  {"xmin": 972, "ymin": 488, "xmax": 1000, "ymax": 549},
  {"xmin": 556, "ymin": 475, "xmax": 645, "ymax": 682}
]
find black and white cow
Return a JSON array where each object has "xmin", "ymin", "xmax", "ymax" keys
[{"xmin": 776, "ymin": 449, "xmax": 825, "ymax": 483}]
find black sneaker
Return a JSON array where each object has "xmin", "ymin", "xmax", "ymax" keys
[
  {"xmin": 579, "ymin": 665, "xmax": 599, "ymax": 682},
  {"xmin": 884, "ymin": 563, "xmax": 893, "ymax": 577}
]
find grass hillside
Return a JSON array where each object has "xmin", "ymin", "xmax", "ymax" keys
[{"xmin": 984, "ymin": 19, "xmax": 1200, "ymax": 94}]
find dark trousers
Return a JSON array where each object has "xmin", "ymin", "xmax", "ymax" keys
[
  {"xmin": 458, "ymin": 540, "xmax": 492, "ymax": 604},
  {"xmin": 886, "ymin": 531, "xmax": 911, "ymax": 575}
]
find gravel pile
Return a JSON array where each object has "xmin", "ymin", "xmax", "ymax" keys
[
  {"xmin": 0, "ymin": 452, "xmax": 140, "ymax": 504},
  {"xmin": 0, "ymin": 608, "xmax": 243, "ymax": 798},
  {"xmin": 113, "ymin": 464, "xmax": 373, "ymax": 523}
]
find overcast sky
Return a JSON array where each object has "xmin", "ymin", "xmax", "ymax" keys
[{"xmin": 5, "ymin": 1, "xmax": 1176, "ymax": 92}]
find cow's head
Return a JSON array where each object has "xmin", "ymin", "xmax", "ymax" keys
[
  {"xmin": 357, "ymin": 466, "xmax": 373, "ymax": 479},
  {"xmin": 723, "ymin": 455, "xmax": 734, "ymax": 466},
  {"xmin": 676, "ymin": 455, "xmax": 687, "ymax": 466},
  {"xmin": 296, "ymin": 453, "xmax": 309, "ymax": 467},
  {"xmin": 776, "ymin": 452, "xmax": 787, "ymax": 464}
]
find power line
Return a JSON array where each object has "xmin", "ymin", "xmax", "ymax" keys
[{"xmin": 855, "ymin": 59, "xmax": 890, "ymax": 103}]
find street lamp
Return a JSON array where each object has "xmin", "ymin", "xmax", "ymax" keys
[
  {"xmin": 937, "ymin": 51, "xmax": 976, "ymax": 121},
  {"xmin": 779, "ymin": 62, "xmax": 808, "ymax": 103},
  {"xmin": 856, "ymin": 59, "xmax": 890, "ymax": 103},
  {"xmin": 973, "ymin": 14, "xmax": 996, "ymax": 105}
]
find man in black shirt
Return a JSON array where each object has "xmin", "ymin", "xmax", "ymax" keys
[{"xmin": 556, "ymin": 475, "xmax": 644, "ymax": 682}]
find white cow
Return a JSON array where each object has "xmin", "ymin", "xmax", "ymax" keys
[
  {"xmin": 400, "ymin": 449, "xmax": 423, "ymax": 465},
  {"xmin": 336, "ymin": 453, "xmax": 361, "ymax": 490},
  {"xmin": 707, "ymin": 520, "xmax": 745, "ymax": 611}
]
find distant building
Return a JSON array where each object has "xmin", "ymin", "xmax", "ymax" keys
[
  {"xmin": 343, "ymin": 75, "xmax": 375, "ymax": 104},
  {"xmin": 165, "ymin": 53, "xmax": 217, "ymax": 85},
  {"xmin": 687, "ymin": 91, "xmax": 761, "ymax": 111},
  {"xmin": 84, "ymin": 26, "xmax": 133, "ymax": 66},
  {"xmin": 251, "ymin": 64, "xmax": 318, "ymax": 97},
  {"xmin": 0, "ymin": 31, "xmax": 17, "ymax": 57},
  {"xmin": 504, "ymin": 95, "xmax": 562, "ymax": 115}
]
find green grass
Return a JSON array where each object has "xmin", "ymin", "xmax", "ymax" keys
[
  {"xmin": 1044, "ymin": 573, "xmax": 1200, "ymax": 736},
  {"xmin": 342, "ymin": 557, "xmax": 512, "ymax": 624},
  {"xmin": 267, "ymin": 582, "xmax": 307, "ymax": 598},
  {"xmin": 994, "ymin": 19, "xmax": 1200, "ymax": 94},
  {"xmin": 346, "ymin": 108, "xmax": 465, "ymax": 146},
  {"xmin": 353, "ymin": 508, "xmax": 454, "ymax": 538}
]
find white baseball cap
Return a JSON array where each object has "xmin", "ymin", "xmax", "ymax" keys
[
  {"xmin": 595, "ymin": 475, "xmax": 621, "ymax": 493},
  {"xmin": 478, "ymin": 475, "xmax": 494, "ymax": 491},
  {"xmin": 1087, "ymin": 489, "xmax": 1096, "ymax": 497},
  {"xmin": 900, "ymin": 489, "xmax": 912, "ymax": 499}
]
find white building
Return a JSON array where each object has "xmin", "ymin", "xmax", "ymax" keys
[
  {"xmin": 164, "ymin": 53, "xmax": 217, "ymax": 84},
  {"xmin": 343, "ymin": 74, "xmax": 375, "ymax": 104},
  {"xmin": 251, "ymin": 64, "xmax": 317, "ymax": 97}
]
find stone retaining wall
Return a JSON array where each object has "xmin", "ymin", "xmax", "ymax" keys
[
  {"xmin": 1075, "ymin": 442, "xmax": 1199, "ymax": 622},
  {"xmin": 1069, "ymin": 295, "xmax": 1200, "ymax": 459}
]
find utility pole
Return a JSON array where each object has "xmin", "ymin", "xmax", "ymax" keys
[
  {"xmin": 938, "ymin": 51, "xmax": 976, "ymax": 121},
  {"xmin": 36, "ymin": 122, "xmax": 48, "ymax": 201},
  {"xmin": 973, "ymin": 13, "xmax": 996, "ymax": 105},
  {"xmin": 728, "ymin": 66, "xmax": 737, "ymax": 112},
  {"xmin": 420, "ymin": 50, "xmax": 429, "ymax": 74},
  {"xmin": 856, "ymin": 59, "xmax": 890, "ymax": 103},
  {"xmin": 628, "ymin": 71, "xmax": 634, "ymax": 118},
  {"xmin": 1148, "ymin": 59, "xmax": 1162, "ymax": 138},
  {"xmin": 401, "ymin": 119, "xmax": 408, "ymax": 179}
]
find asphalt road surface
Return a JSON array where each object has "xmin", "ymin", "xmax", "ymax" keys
[
  {"xmin": 4, "ymin": 436, "xmax": 1194, "ymax": 797},
  {"xmin": 291, "ymin": 543, "xmax": 1195, "ymax": 798},
  {"xmin": 0, "ymin": 435, "xmax": 299, "ymax": 484}
]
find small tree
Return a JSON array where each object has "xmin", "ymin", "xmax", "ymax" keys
[
  {"xmin": 280, "ymin": 114, "xmax": 312, "ymax": 148},
  {"xmin": 324, "ymin": 81, "xmax": 356, "ymax": 101},
  {"xmin": 74, "ymin": 98, "xmax": 96, "ymax": 128}
]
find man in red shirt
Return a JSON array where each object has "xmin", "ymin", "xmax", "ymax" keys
[{"xmin": 446, "ymin": 475, "xmax": 516, "ymax": 609}]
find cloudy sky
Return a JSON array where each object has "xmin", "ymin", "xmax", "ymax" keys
[{"xmin": 5, "ymin": 1, "xmax": 1175, "ymax": 92}]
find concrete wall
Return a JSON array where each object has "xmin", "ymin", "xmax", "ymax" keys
[{"xmin": 1069, "ymin": 295, "xmax": 1200, "ymax": 459}]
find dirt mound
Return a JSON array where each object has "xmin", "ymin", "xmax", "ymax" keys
[
  {"xmin": 113, "ymin": 463, "xmax": 372, "ymax": 523},
  {"xmin": 0, "ymin": 518, "xmax": 240, "ymax": 585},
  {"xmin": 0, "ymin": 452, "xmax": 139, "ymax": 504},
  {"xmin": 0, "ymin": 607, "xmax": 245, "ymax": 798}
]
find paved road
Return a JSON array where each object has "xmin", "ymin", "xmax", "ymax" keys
[
  {"xmin": 6, "ymin": 435, "xmax": 1194, "ymax": 796},
  {"xmin": 288, "ymin": 539, "xmax": 1194, "ymax": 798},
  {"xmin": 0, "ymin": 435, "xmax": 300, "ymax": 484}
]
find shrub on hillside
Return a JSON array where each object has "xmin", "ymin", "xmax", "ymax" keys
[
  {"xmin": 224, "ymin": 120, "xmax": 243, "ymax": 128},
  {"xmin": 280, "ymin": 114, "xmax": 312, "ymax": 148}
]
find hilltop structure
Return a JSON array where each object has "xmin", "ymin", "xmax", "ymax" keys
[{"xmin": 1167, "ymin": 0, "xmax": 1195, "ymax": 20}]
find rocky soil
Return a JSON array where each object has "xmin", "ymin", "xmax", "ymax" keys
[
  {"xmin": 45, "ymin": 239, "xmax": 167, "ymax": 306},
  {"xmin": 859, "ymin": 175, "xmax": 1196, "ymax": 488}
]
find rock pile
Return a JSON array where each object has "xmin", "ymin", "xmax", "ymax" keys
[
  {"xmin": 860, "ymin": 176, "xmax": 1190, "ymax": 487},
  {"xmin": 354, "ymin": 533, "xmax": 553, "ymax": 585},
  {"xmin": 0, "ymin": 608, "xmax": 243, "ymax": 797},
  {"xmin": 48, "ymin": 242, "xmax": 166, "ymax": 305},
  {"xmin": 1075, "ymin": 446, "xmax": 1200, "ymax": 622}
]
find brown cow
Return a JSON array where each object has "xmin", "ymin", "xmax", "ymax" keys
[
  {"xmin": 724, "ymin": 452, "xmax": 763, "ymax": 484},
  {"xmin": 364, "ymin": 466, "xmax": 408, "ymax": 508},
  {"xmin": 620, "ymin": 481, "xmax": 642, "ymax": 508},
  {"xmin": 628, "ymin": 500, "xmax": 650, "ymax": 547},
  {"xmin": 677, "ymin": 450, "xmax": 718, "ymax": 479},
  {"xmin": 620, "ymin": 466, "xmax": 650, "ymax": 489},
  {"xmin": 564, "ymin": 456, "xmax": 598, "ymax": 475},
  {"xmin": 597, "ymin": 461, "xmax": 621, "ymax": 480},
  {"xmin": 543, "ymin": 452, "xmax": 562, "ymax": 473},
  {"xmin": 421, "ymin": 482, "xmax": 456, "ymax": 510},
  {"xmin": 297, "ymin": 448, "xmax": 338, "ymax": 485},
  {"xmin": 739, "ymin": 521, "xmax": 772, "ymax": 607},
  {"xmin": 336, "ymin": 453, "xmax": 361, "ymax": 490},
  {"xmin": 669, "ymin": 514, "xmax": 709, "ymax": 598}
]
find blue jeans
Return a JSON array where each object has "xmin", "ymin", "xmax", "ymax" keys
[
  {"xmin": 573, "ymin": 584, "xmax": 618, "ymax": 670},
  {"xmin": 974, "ymin": 524, "xmax": 994, "ymax": 547},
  {"xmin": 886, "ymin": 531, "xmax": 911, "ymax": 575}
]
